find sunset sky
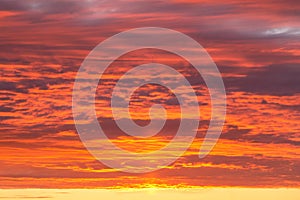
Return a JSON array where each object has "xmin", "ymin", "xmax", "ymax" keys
[{"xmin": 0, "ymin": 0, "xmax": 300, "ymax": 190}]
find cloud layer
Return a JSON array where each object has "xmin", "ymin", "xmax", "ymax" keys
[{"xmin": 0, "ymin": 0, "xmax": 299, "ymax": 188}]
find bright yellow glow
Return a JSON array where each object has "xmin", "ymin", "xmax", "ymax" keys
[{"xmin": 0, "ymin": 188, "xmax": 299, "ymax": 200}]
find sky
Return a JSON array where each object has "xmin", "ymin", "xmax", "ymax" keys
[{"xmin": 0, "ymin": 0, "xmax": 300, "ymax": 189}]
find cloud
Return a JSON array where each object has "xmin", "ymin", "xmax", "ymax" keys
[
  {"xmin": 0, "ymin": 0, "xmax": 300, "ymax": 188},
  {"xmin": 225, "ymin": 64, "xmax": 300, "ymax": 95}
]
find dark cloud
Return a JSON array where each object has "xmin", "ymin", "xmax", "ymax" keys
[
  {"xmin": 0, "ymin": 116, "xmax": 18, "ymax": 121},
  {"xmin": 0, "ymin": 0, "xmax": 29, "ymax": 11},
  {"xmin": 0, "ymin": 81, "xmax": 29, "ymax": 93},
  {"xmin": 221, "ymin": 125, "xmax": 299, "ymax": 146},
  {"xmin": 0, "ymin": 106, "xmax": 14, "ymax": 112},
  {"xmin": 244, "ymin": 133, "xmax": 300, "ymax": 146},
  {"xmin": 225, "ymin": 64, "xmax": 300, "ymax": 95},
  {"xmin": 0, "ymin": 0, "xmax": 81, "ymax": 14}
]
